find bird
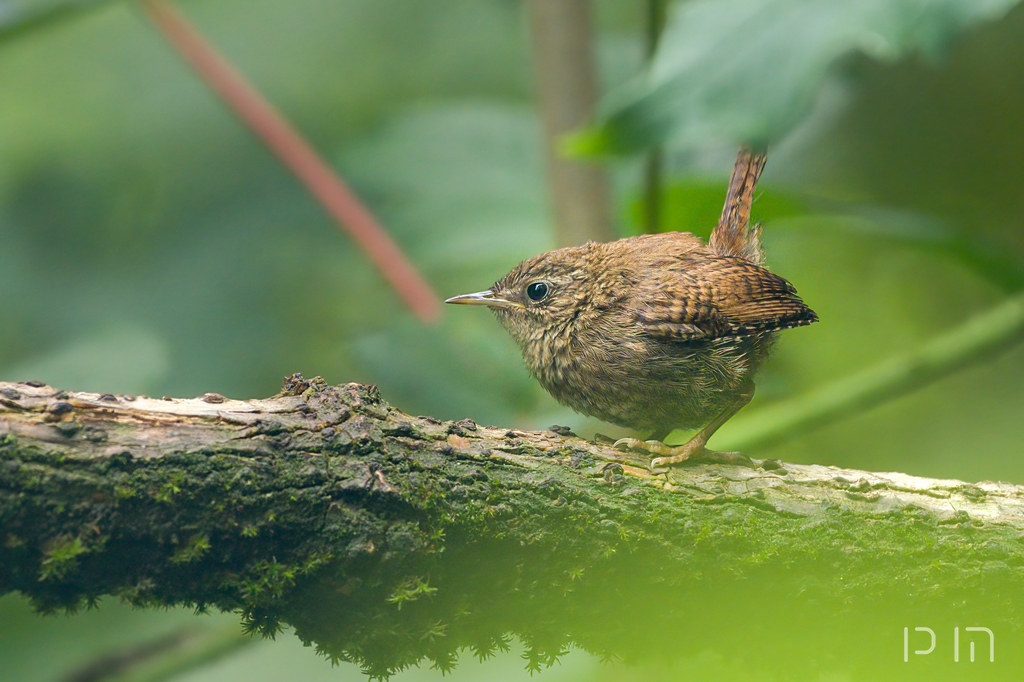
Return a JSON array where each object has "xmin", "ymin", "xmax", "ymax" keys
[{"xmin": 446, "ymin": 149, "xmax": 817, "ymax": 469}]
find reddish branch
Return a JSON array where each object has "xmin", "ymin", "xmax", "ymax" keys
[{"xmin": 142, "ymin": 0, "xmax": 441, "ymax": 322}]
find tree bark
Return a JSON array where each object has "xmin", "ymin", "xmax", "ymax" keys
[{"xmin": 2, "ymin": 376, "xmax": 1023, "ymax": 678}]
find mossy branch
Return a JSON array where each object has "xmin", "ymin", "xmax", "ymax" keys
[{"xmin": 2, "ymin": 376, "xmax": 1024, "ymax": 678}]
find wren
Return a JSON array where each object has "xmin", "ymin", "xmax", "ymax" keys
[{"xmin": 446, "ymin": 150, "xmax": 817, "ymax": 468}]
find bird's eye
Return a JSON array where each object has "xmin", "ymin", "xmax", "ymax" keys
[{"xmin": 526, "ymin": 281, "xmax": 549, "ymax": 302}]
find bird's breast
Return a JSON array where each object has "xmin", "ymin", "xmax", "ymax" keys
[{"xmin": 523, "ymin": 314, "xmax": 643, "ymax": 400}]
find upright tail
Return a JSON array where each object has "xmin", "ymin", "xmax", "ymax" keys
[{"xmin": 709, "ymin": 147, "xmax": 767, "ymax": 265}]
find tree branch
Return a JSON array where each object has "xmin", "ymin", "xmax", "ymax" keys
[{"xmin": 2, "ymin": 376, "xmax": 1023, "ymax": 678}]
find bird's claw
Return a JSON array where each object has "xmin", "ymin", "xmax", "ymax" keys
[
  {"xmin": 613, "ymin": 437, "xmax": 640, "ymax": 451},
  {"xmin": 650, "ymin": 451, "xmax": 695, "ymax": 469},
  {"xmin": 614, "ymin": 438, "xmax": 678, "ymax": 455},
  {"xmin": 614, "ymin": 437, "xmax": 702, "ymax": 470},
  {"xmin": 614, "ymin": 437, "xmax": 754, "ymax": 470}
]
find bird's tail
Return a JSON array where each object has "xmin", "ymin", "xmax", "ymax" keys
[{"xmin": 709, "ymin": 147, "xmax": 767, "ymax": 265}]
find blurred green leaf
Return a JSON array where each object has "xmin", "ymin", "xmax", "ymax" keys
[
  {"xmin": 576, "ymin": 0, "xmax": 1022, "ymax": 155},
  {"xmin": 0, "ymin": 0, "xmax": 114, "ymax": 41}
]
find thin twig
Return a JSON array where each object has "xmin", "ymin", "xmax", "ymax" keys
[
  {"xmin": 718, "ymin": 291, "xmax": 1024, "ymax": 451},
  {"xmin": 61, "ymin": 623, "xmax": 253, "ymax": 682},
  {"xmin": 141, "ymin": 1, "xmax": 441, "ymax": 323}
]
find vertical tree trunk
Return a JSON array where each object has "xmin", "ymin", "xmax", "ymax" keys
[
  {"xmin": 526, "ymin": 0, "xmax": 615, "ymax": 246},
  {"xmin": 641, "ymin": 0, "xmax": 667, "ymax": 234}
]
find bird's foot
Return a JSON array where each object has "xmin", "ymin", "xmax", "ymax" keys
[
  {"xmin": 613, "ymin": 438, "xmax": 708, "ymax": 470},
  {"xmin": 613, "ymin": 438, "xmax": 753, "ymax": 471}
]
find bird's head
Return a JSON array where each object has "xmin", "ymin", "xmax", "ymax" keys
[{"xmin": 445, "ymin": 242, "xmax": 610, "ymax": 351}]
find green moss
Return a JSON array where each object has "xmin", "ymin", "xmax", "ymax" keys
[
  {"xmin": 240, "ymin": 561, "xmax": 299, "ymax": 601},
  {"xmin": 155, "ymin": 472, "xmax": 184, "ymax": 503},
  {"xmin": 171, "ymin": 534, "xmax": 210, "ymax": 564},
  {"xmin": 114, "ymin": 485, "xmax": 136, "ymax": 500},
  {"xmin": 386, "ymin": 578, "xmax": 437, "ymax": 610},
  {"xmin": 39, "ymin": 536, "xmax": 88, "ymax": 581}
]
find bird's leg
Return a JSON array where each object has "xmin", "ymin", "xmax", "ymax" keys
[{"xmin": 615, "ymin": 382, "xmax": 755, "ymax": 469}]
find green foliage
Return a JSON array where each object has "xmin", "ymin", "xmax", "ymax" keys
[{"xmin": 578, "ymin": 0, "xmax": 1023, "ymax": 154}]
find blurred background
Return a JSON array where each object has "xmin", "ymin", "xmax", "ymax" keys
[{"xmin": 2, "ymin": 0, "xmax": 1024, "ymax": 679}]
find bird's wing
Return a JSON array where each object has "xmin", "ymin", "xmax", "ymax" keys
[{"xmin": 634, "ymin": 255, "xmax": 818, "ymax": 341}]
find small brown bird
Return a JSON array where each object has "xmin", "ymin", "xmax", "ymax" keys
[{"xmin": 446, "ymin": 150, "xmax": 817, "ymax": 468}]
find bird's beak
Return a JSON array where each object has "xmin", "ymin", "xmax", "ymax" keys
[{"xmin": 444, "ymin": 290, "xmax": 518, "ymax": 310}]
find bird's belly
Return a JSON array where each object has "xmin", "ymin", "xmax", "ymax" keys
[{"xmin": 529, "ymin": 335, "xmax": 768, "ymax": 432}]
